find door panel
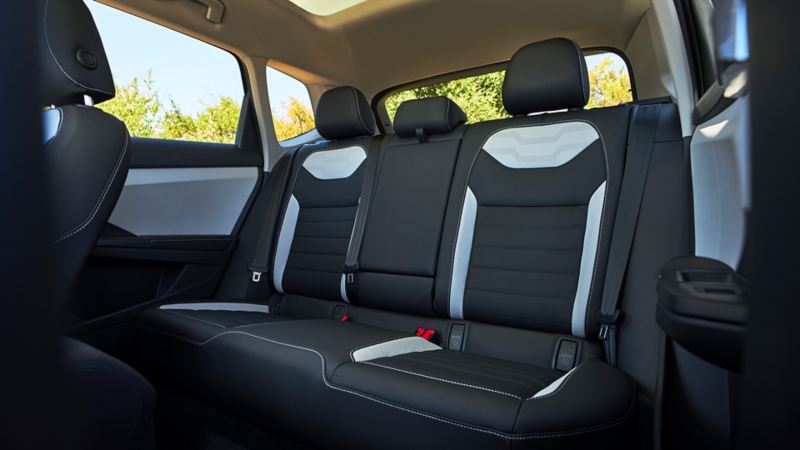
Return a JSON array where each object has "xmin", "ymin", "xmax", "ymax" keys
[{"xmin": 110, "ymin": 166, "xmax": 259, "ymax": 236}]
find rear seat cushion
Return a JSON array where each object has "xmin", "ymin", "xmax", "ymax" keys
[
  {"xmin": 332, "ymin": 354, "xmax": 635, "ymax": 437},
  {"xmin": 140, "ymin": 302, "xmax": 284, "ymax": 343}
]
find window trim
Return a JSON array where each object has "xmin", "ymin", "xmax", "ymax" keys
[{"xmin": 372, "ymin": 46, "xmax": 637, "ymax": 133}]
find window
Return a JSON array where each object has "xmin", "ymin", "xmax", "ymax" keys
[
  {"xmin": 267, "ymin": 67, "xmax": 316, "ymax": 142},
  {"xmin": 85, "ymin": 1, "xmax": 244, "ymax": 144},
  {"xmin": 384, "ymin": 51, "xmax": 633, "ymax": 124}
]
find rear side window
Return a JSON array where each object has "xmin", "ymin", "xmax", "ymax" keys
[
  {"xmin": 266, "ymin": 67, "xmax": 316, "ymax": 143},
  {"xmin": 86, "ymin": 1, "xmax": 244, "ymax": 144},
  {"xmin": 384, "ymin": 51, "xmax": 633, "ymax": 123}
]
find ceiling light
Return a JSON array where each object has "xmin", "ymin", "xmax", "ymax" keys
[{"xmin": 288, "ymin": 0, "xmax": 366, "ymax": 16}]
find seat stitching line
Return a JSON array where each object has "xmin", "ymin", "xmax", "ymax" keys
[
  {"xmin": 43, "ymin": 0, "xmax": 115, "ymax": 97},
  {"xmin": 162, "ymin": 310, "xmax": 226, "ymax": 329},
  {"xmin": 54, "ymin": 125, "xmax": 129, "ymax": 243},
  {"xmin": 360, "ymin": 361, "xmax": 524, "ymax": 399},
  {"xmin": 143, "ymin": 326, "xmax": 633, "ymax": 439}
]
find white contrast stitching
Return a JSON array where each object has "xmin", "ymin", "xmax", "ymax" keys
[
  {"xmin": 145, "ymin": 328, "xmax": 631, "ymax": 440},
  {"xmin": 43, "ymin": 0, "xmax": 115, "ymax": 98},
  {"xmin": 361, "ymin": 361, "xmax": 524, "ymax": 399},
  {"xmin": 54, "ymin": 124, "xmax": 128, "ymax": 243}
]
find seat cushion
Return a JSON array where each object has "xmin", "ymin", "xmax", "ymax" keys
[
  {"xmin": 139, "ymin": 302, "xmax": 286, "ymax": 343},
  {"xmin": 332, "ymin": 351, "xmax": 635, "ymax": 438}
]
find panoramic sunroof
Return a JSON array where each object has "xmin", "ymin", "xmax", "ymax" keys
[{"xmin": 288, "ymin": 0, "xmax": 366, "ymax": 16}]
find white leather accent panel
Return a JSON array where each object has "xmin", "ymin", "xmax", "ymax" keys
[
  {"xmin": 160, "ymin": 303, "xmax": 269, "ymax": 313},
  {"xmin": 352, "ymin": 337, "xmax": 442, "ymax": 363},
  {"xmin": 571, "ymin": 181, "xmax": 607, "ymax": 337},
  {"xmin": 530, "ymin": 367, "xmax": 576, "ymax": 398},
  {"xmin": 272, "ymin": 195, "xmax": 300, "ymax": 293},
  {"xmin": 483, "ymin": 122, "xmax": 600, "ymax": 169},
  {"xmin": 449, "ymin": 187, "xmax": 478, "ymax": 320},
  {"xmin": 302, "ymin": 146, "xmax": 367, "ymax": 180},
  {"xmin": 109, "ymin": 167, "xmax": 259, "ymax": 236},
  {"xmin": 340, "ymin": 274, "xmax": 350, "ymax": 303}
]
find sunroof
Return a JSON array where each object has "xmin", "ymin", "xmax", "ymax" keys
[{"xmin": 288, "ymin": 0, "xmax": 366, "ymax": 16}]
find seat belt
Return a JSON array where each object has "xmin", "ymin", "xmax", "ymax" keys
[
  {"xmin": 598, "ymin": 104, "xmax": 662, "ymax": 366},
  {"xmin": 343, "ymin": 137, "xmax": 383, "ymax": 291},
  {"xmin": 245, "ymin": 147, "xmax": 299, "ymax": 299}
]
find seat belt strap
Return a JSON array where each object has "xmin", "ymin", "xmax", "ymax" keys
[
  {"xmin": 343, "ymin": 137, "xmax": 383, "ymax": 288},
  {"xmin": 599, "ymin": 104, "xmax": 662, "ymax": 366},
  {"xmin": 245, "ymin": 147, "xmax": 299, "ymax": 298}
]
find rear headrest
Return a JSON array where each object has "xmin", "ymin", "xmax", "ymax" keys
[
  {"xmin": 39, "ymin": 0, "xmax": 116, "ymax": 106},
  {"xmin": 316, "ymin": 86, "xmax": 376, "ymax": 141},
  {"xmin": 502, "ymin": 38, "xmax": 589, "ymax": 116},
  {"xmin": 393, "ymin": 97, "xmax": 467, "ymax": 140}
]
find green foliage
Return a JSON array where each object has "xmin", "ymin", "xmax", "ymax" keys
[
  {"xmin": 98, "ymin": 71, "xmax": 161, "ymax": 137},
  {"xmin": 586, "ymin": 57, "xmax": 633, "ymax": 109},
  {"xmin": 272, "ymin": 97, "xmax": 316, "ymax": 141},
  {"xmin": 97, "ymin": 72, "xmax": 242, "ymax": 144},
  {"xmin": 385, "ymin": 71, "xmax": 508, "ymax": 124},
  {"xmin": 385, "ymin": 56, "xmax": 633, "ymax": 123}
]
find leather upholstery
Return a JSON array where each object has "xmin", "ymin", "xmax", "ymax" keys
[
  {"xmin": 39, "ymin": 0, "xmax": 115, "ymax": 105},
  {"xmin": 132, "ymin": 38, "xmax": 683, "ymax": 450},
  {"xmin": 45, "ymin": 106, "xmax": 130, "ymax": 293},
  {"xmin": 502, "ymin": 38, "xmax": 590, "ymax": 115},
  {"xmin": 393, "ymin": 96, "xmax": 467, "ymax": 139},
  {"xmin": 62, "ymin": 338, "xmax": 156, "ymax": 450},
  {"xmin": 316, "ymin": 86, "xmax": 376, "ymax": 140}
]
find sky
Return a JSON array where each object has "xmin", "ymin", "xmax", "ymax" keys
[{"xmin": 85, "ymin": 1, "xmax": 312, "ymax": 117}]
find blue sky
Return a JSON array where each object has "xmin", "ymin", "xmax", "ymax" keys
[{"xmin": 86, "ymin": 1, "xmax": 312, "ymax": 117}]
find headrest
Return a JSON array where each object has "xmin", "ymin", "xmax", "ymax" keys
[
  {"xmin": 39, "ymin": 0, "xmax": 116, "ymax": 106},
  {"xmin": 502, "ymin": 38, "xmax": 589, "ymax": 116},
  {"xmin": 393, "ymin": 97, "xmax": 467, "ymax": 140},
  {"xmin": 316, "ymin": 86, "xmax": 376, "ymax": 140}
]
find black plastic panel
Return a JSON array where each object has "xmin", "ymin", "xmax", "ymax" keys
[{"xmin": 657, "ymin": 256, "xmax": 749, "ymax": 371}]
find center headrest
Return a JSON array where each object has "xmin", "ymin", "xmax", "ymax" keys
[
  {"xmin": 502, "ymin": 38, "xmax": 590, "ymax": 116},
  {"xmin": 393, "ymin": 97, "xmax": 467, "ymax": 140},
  {"xmin": 39, "ymin": 0, "xmax": 116, "ymax": 106},
  {"xmin": 316, "ymin": 86, "xmax": 376, "ymax": 141}
]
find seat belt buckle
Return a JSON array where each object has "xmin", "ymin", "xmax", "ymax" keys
[
  {"xmin": 598, "ymin": 310, "xmax": 622, "ymax": 340},
  {"xmin": 414, "ymin": 327, "xmax": 436, "ymax": 342},
  {"xmin": 346, "ymin": 272, "xmax": 355, "ymax": 284},
  {"xmin": 251, "ymin": 271, "xmax": 262, "ymax": 283}
]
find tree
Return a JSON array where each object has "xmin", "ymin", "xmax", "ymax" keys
[
  {"xmin": 586, "ymin": 57, "xmax": 633, "ymax": 109},
  {"xmin": 272, "ymin": 97, "xmax": 315, "ymax": 141},
  {"xmin": 385, "ymin": 56, "xmax": 633, "ymax": 122},
  {"xmin": 97, "ymin": 71, "xmax": 161, "ymax": 137}
]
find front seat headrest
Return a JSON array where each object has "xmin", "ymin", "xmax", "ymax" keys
[
  {"xmin": 502, "ymin": 38, "xmax": 590, "ymax": 116},
  {"xmin": 316, "ymin": 86, "xmax": 376, "ymax": 141},
  {"xmin": 39, "ymin": 0, "xmax": 116, "ymax": 106},
  {"xmin": 393, "ymin": 96, "xmax": 467, "ymax": 140}
]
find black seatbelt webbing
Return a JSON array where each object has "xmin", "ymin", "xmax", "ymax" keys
[
  {"xmin": 343, "ymin": 137, "xmax": 383, "ymax": 285},
  {"xmin": 246, "ymin": 148, "xmax": 299, "ymax": 297},
  {"xmin": 599, "ymin": 104, "xmax": 662, "ymax": 366}
]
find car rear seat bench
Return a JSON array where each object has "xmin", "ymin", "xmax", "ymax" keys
[{"xmin": 137, "ymin": 37, "xmax": 683, "ymax": 450}]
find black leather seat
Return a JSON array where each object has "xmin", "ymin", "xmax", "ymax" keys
[
  {"xmin": 136, "ymin": 38, "xmax": 686, "ymax": 450},
  {"xmin": 38, "ymin": 2, "xmax": 154, "ymax": 449}
]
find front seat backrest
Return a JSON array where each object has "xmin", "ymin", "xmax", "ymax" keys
[{"xmin": 39, "ymin": 0, "xmax": 130, "ymax": 295}]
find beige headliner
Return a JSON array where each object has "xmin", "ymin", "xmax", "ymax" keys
[{"xmin": 98, "ymin": 0, "xmax": 652, "ymax": 98}]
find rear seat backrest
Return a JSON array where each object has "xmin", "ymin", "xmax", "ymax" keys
[
  {"xmin": 436, "ymin": 38, "xmax": 631, "ymax": 338},
  {"xmin": 272, "ymin": 86, "xmax": 377, "ymax": 302},
  {"xmin": 354, "ymin": 97, "xmax": 467, "ymax": 316}
]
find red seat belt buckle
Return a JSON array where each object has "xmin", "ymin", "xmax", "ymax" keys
[
  {"xmin": 340, "ymin": 314, "xmax": 349, "ymax": 322},
  {"xmin": 414, "ymin": 327, "xmax": 436, "ymax": 341},
  {"xmin": 422, "ymin": 329, "xmax": 436, "ymax": 341}
]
